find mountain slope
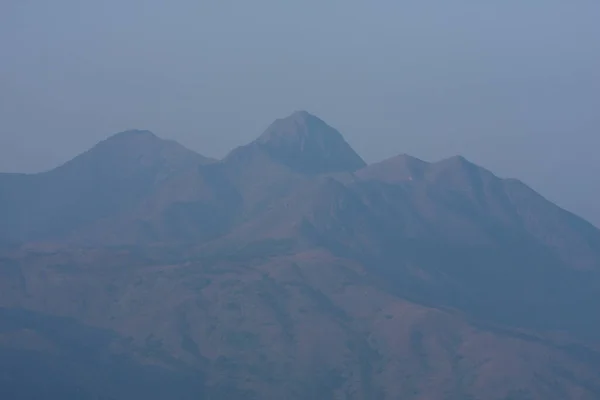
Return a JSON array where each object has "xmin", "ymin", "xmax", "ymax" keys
[
  {"xmin": 0, "ymin": 130, "xmax": 220, "ymax": 244},
  {"xmin": 2, "ymin": 247, "xmax": 600, "ymax": 399},
  {"xmin": 0, "ymin": 308, "xmax": 207, "ymax": 400},
  {"xmin": 1, "ymin": 113, "xmax": 600, "ymax": 399},
  {"xmin": 357, "ymin": 154, "xmax": 600, "ymax": 270}
]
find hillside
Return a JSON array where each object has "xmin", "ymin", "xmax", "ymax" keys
[{"xmin": 0, "ymin": 112, "xmax": 599, "ymax": 399}]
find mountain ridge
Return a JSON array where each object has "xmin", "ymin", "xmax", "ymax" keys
[{"xmin": 1, "ymin": 111, "xmax": 600, "ymax": 399}]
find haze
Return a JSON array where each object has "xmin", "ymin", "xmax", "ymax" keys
[{"xmin": 1, "ymin": 1, "xmax": 599, "ymax": 225}]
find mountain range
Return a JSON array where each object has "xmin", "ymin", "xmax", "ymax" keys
[{"xmin": 1, "ymin": 111, "xmax": 599, "ymax": 399}]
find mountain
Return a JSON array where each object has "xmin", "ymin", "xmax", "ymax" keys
[
  {"xmin": 0, "ymin": 130, "xmax": 222, "ymax": 245},
  {"xmin": 0, "ymin": 112, "xmax": 365, "ymax": 245},
  {"xmin": 1, "ymin": 112, "xmax": 600, "ymax": 399},
  {"xmin": 250, "ymin": 110, "xmax": 366, "ymax": 174}
]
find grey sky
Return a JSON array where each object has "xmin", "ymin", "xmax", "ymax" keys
[{"xmin": 1, "ymin": 1, "xmax": 599, "ymax": 225}]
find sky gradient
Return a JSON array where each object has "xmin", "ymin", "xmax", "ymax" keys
[{"xmin": 1, "ymin": 1, "xmax": 599, "ymax": 225}]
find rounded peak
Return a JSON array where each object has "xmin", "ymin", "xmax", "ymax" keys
[
  {"xmin": 49, "ymin": 128, "xmax": 212, "ymax": 176},
  {"xmin": 107, "ymin": 129, "xmax": 158, "ymax": 141},
  {"xmin": 432, "ymin": 155, "xmax": 489, "ymax": 175},
  {"xmin": 94, "ymin": 129, "xmax": 164, "ymax": 155},
  {"xmin": 436, "ymin": 155, "xmax": 471, "ymax": 166},
  {"xmin": 118, "ymin": 129, "xmax": 155, "ymax": 135},
  {"xmin": 388, "ymin": 153, "xmax": 429, "ymax": 166},
  {"xmin": 98, "ymin": 130, "xmax": 162, "ymax": 151},
  {"xmin": 428, "ymin": 154, "xmax": 499, "ymax": 188},
  {"xmin": 357, "ymin": 154, "xmax": 429, "ymax": 183}
]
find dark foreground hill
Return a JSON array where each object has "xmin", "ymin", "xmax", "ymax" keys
[{"xmin": 1, "ymin": 111, "xmax": 599, "ymax": 399}]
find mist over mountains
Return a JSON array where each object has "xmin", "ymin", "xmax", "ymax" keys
[{"xmin": 1, "ymin": 111, "xmax": 599, "ymax": 399}]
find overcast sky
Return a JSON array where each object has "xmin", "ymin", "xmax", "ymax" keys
[{"xmin": 1, "ymin": 1, "xmax": 599, "ymax": 225}]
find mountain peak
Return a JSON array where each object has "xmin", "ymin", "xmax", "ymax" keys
[
  {"xmin": 357, "ymin": 154, "xmax": 429, "ymax": 183},
  {"xmin": 94, "ymin": 129, "xmax": 164, "ymax": 154},
  {"xmin": 430, "ymin": 155, "xmax": 494, "ymax": 181},
  {"xmin": 103, "ymin": 129, "xmax": 159, "ymax": 144},
  {"xmin": 49, "ymin": 129, "xmax": 211, "ymax": 179},
  {"xmin": 90, "ymin": 129, "xmax": 184, "ymax": 161},
  {"xmin": 257, "ymin": 110, "xmax": 330, "ymax": 143},
  {"xmin": 289, "ymin": 109, "xmax": 314, "ymax": 120},
  {"xmin": 111, "ymin": 129, "xmax": 156, "ymax": 137},
  {"xmin": 255, "ymin": 111, "xmax": 366, "ymax": 174}
]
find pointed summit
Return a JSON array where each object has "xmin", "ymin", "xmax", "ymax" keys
[{"xmin": 255, "ymin": 111, "xmax": 366, "ymax": 174}]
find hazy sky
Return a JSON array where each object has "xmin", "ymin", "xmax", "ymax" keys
[{"xmin": 1, "ymin": 1, "xmax": 599, "ymax": 225}]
